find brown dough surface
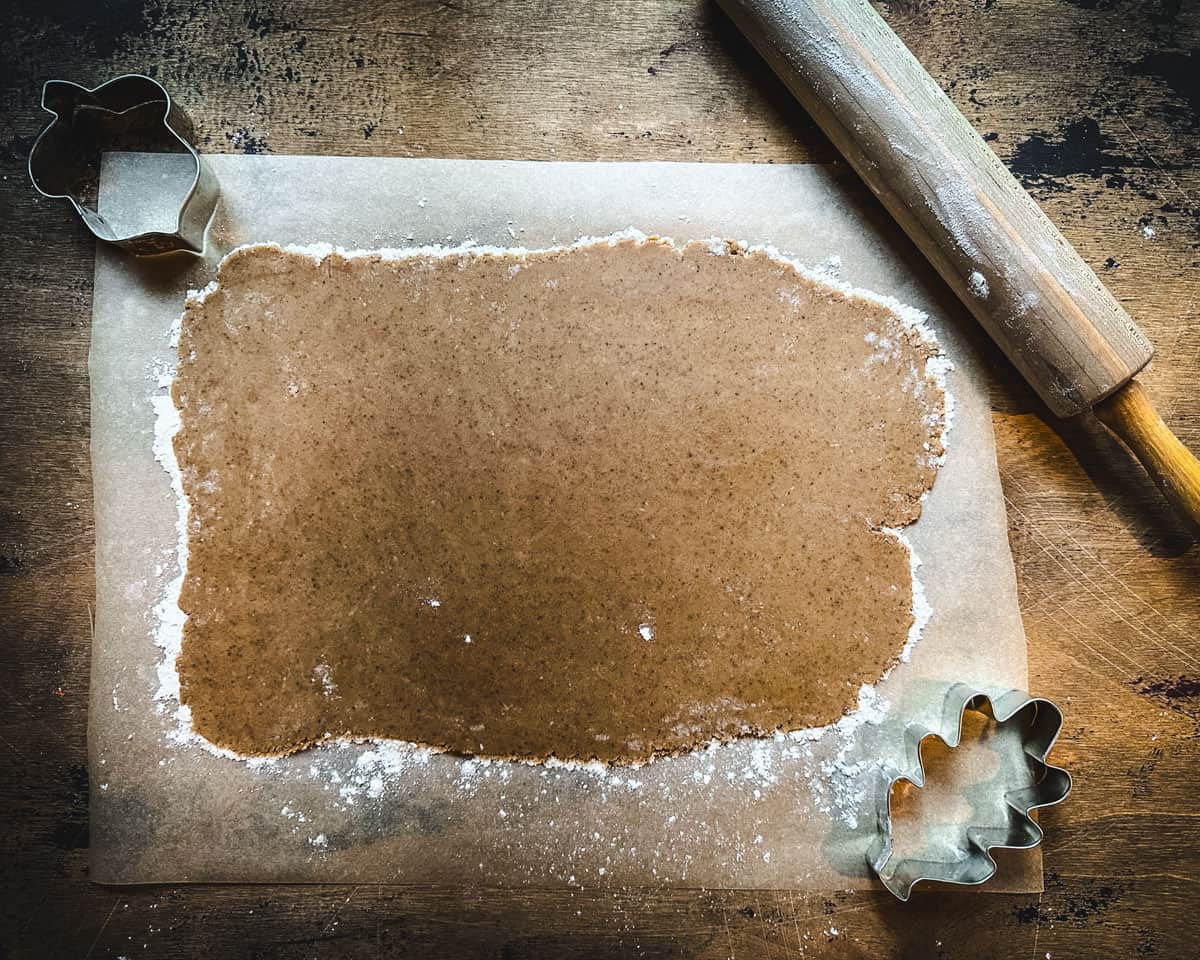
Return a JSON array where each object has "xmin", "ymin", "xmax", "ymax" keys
[{"xmin": 173, "ymin": 238, "xmax": 944, "ymax": 762}]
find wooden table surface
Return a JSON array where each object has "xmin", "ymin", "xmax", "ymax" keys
[{"xmin": 2, "ymin": 1, "xmax": 1197, "ymax": 957}]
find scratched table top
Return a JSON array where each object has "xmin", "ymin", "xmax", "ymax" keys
[{"xmin": 1, "ymin": 1, "xmax": 1197, "ymax": 957}]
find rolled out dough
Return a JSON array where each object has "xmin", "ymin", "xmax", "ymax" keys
[{"xmin": 172, "ymin": 236, "xmax": 945, "ymax": 762}]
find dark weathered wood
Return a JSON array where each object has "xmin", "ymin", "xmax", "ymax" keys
[{"xmin": 2, "ymin": 1, "xmax": 1198, "ymax": 957}]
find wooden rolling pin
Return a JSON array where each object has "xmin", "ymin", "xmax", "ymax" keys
[{"xmin": 718, "ymin": 0, "xmax": 1200, "ymax": 527}]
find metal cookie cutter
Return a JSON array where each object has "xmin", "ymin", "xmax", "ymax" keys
[
  {"xmin": 28, "ymin": 74, "xmax": 219, "ymax": 256},
  {"xmin": 868, "ymin": 683, "xmax": 1071, "ymax": 901}
]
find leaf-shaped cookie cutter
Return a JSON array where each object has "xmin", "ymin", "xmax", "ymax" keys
[
  {"xmin": 868, "ymin": 683, "xmax": 1071, "ymax": 901},
  {"xmin": 28, "ymin": 75, "xmax": 219, "ymax": 256}
]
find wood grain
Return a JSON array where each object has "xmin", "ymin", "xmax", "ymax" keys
[{"xmin": 2, "ymin": 0, "xmax": 1198, "ymax": 957}]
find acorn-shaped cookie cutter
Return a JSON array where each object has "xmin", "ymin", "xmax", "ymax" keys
[
  {"xmin": 28, "ymin": 75, "xmax": 219, "ymax": 256},
  {"xmin": 868, "ymin": 683, "xmax": 1071, "ymax": 901}
]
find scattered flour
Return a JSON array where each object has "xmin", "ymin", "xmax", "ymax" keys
[
  {"xmin": 967, "ymin": 270, "xmax": 989, "ymax": 300},
  {"xmin": 313, "ymin": 662, "xmax": 337, "ymax": 698}
]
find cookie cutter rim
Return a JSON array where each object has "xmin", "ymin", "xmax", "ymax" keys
[
  {"xmin": 868, "ymin": 682, "xmax": 1072, "ymax": 901},
  {"xmin": 27, "ymin": 74, "xmax": 219, "ymax": 257}
]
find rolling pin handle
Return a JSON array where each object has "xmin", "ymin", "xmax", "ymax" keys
[{"xmin": 1094, "ymin": 380, "xmax": 1200, "ymax": 532}]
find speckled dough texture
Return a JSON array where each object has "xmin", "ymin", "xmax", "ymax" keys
[{"xmin": 172, "ymin": 237, "xmax": 945, "ymax": 762}]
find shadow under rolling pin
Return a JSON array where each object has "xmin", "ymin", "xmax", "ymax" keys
[{"xmin": 717, "ymin": 0, "xmax": 1200, "ymax": 529}]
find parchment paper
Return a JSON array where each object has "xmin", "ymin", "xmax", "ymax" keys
[{"xmin": 90, "ymin": 155, "xmax": 1038, "ymax": 890}]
